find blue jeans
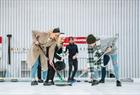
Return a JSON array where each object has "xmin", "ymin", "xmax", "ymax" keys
[
  {"xmin": 31, "ymin": 57, "xmax": 48, "ymax": 80},
  {"xmin": 101, "ymin": 54, "xmax": 120, "ymax": 81},
  {"xmin": 88, "ymin": 66, "xmax": 99, "ymax": 80},
  {"xmin": 92, "ymin": 68, "xmax": 99, "ymax": 80},
  {"xmin": 111, "ymin": 54, "xmax": 119, "ymax": 80}
]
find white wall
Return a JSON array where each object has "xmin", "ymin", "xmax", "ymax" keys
[{"xmin": 0, "ymin": 0, "xmax": 140, "ymax": 78}]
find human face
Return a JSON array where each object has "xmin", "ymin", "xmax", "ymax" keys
[
  {"xmin": 51, "ymin": 33, "xmax": 60, "ymax": 40},
  {"xmin": 89, "ymin": 42, "xmax": 96, "ymax": 47},
  {"xmin": 58, "ymin": 36, "xmax": 64, "ymax": 44},
  {"xmin": 69, "ymin": 38, "xmax": 74, "ymax": 44}
]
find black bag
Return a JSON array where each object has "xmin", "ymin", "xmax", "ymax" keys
[{"xmin": 54, "ymin": 61, "xmax": 65, "ymax": 71}]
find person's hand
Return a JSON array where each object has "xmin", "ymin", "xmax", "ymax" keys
[
  {"xmin": 35, "ymin": 41, "xmax": 39, "ymax": 45},
  {"xmin": 49, "ymin": 60, "xmax": 55, "ymax": 69},
  {"xmin": 49, "ymin": 60, "xmax": 53, "ymax": 65},
  {"xmin": 64, "ymin": 52, "xmax": 68, "ymax": 56},
  {"xmin": 106, "ymin": 47, "xmax": 112, "ymax": 53},
  {"xmin": 61, "ymin": 57, "xmax": 64, "ymax": 61},
  {"xmin": 72, "ymin": 55, "xmax": 77, "ymax": 59}
]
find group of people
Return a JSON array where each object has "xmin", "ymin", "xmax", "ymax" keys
[
  {"xmin": 27, "ymin": 28, "xmax": 78, "ymax": 86},
  {"xmin": 27, "ymin": 28, "xmax": 121, "ymax": 87}
]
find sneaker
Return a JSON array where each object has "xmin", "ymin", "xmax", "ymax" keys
[
  {"xmin": 38, "ymin": 79, "xmax": 43, "ymax": 83},
  {"xmin": 91, "ymin": 80, "xmax": 99, "ymax": 86},
  {"xmin": 67, "ymin": 78, "xmax": 72, "ymax": 82},
  {"xmin": 31, "ymin": 80, "xmax": 38, "ymax": 86},
  {"xmin": 50, "ymin": 81, "xmax": 54, "ymax": 85},
  {"xmin": 116, "ymin": 80, "xmax": 122, "ymax": 87},
  {"xmin": 99, "ymin": 79, "xmax": 105, "ymax": 83},
  {"xmin": 43, "ymin": 81, "xmax": 52, "ymax": 86},
  {"xmin": 71, "ymin": 79, "xmax": 77, "ymax": 82},
  {"xmin": 88, "ymin": 80, "xmax": 92, "ymax": 83}
]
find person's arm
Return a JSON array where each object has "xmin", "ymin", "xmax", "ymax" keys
[
  {"xmin": 32, "ymin": 30, "xmax": 39, "ymax": 45},
  {"xmin": 54, "ymin": 53, "xmax": 62, "ymax": 60},
  {"xmin": 73, "ymin": 45, "xmax": 78, "ymax": 59},
  {"xmin": 105, "ymin": 45, "xmax": 117, "ymax": 53},
  {"xmin": 54, "ymin": 46, "xmax": 62, "ymax": 60},
  {"xmin": 48, "ymin": 43, "xmax": 56, "ymax": 66},
  {"xmin": 105, "ymin": 46, "xmax": 112, "ymax": 53},
  {"xmin": 106, "ymin": 37, "xmax": 117, "ymax": 53},
  {"xmin": 76, "ymin": 45, "xmax": 78, "ymax": 53},
  {"xmin": 64, "ymin": 45, "xmax": 69, "ymax": 55},
  {"xmin": 44, "ymin": 32, "xmax": 56, "ymax": 47}
]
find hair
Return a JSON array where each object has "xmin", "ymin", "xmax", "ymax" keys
[
  {"xmin": 86, "ymin": 34, "xmax": 96, "ymax": 44},
  {"xmin": 69, "ymin": 36, "xmax": 74, "ymax": 41},
  {"xmin": 53, "ymin": 28, "xmax": 60, "ymax": 33}
]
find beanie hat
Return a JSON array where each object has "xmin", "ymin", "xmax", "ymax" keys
[{"xmin": 86, "ymin": 34, "xmax": 96, "ymax": 44}]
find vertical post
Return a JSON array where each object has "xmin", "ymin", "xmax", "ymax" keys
[
  {"xmin": 7, "ymin": 34, "xmax": 12, "ymax": 65},
  {"xmin": 0, "ymin": 36, "xmax": 2, "ymax": 60}
]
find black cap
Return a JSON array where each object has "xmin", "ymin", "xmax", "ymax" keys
[
  {"xmin": 86, "ymin": 34, "xmax": 96, "ymax": 44},
  {"xmin": 53, "ymin": 28, "xmax": 64, "ymax": 34}
]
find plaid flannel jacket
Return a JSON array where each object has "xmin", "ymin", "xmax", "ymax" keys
[{"xmin": 88, "ymin": 45, "xmax": 102, "ymax": 72}]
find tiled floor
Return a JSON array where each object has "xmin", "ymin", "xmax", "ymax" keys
[{"xmin": 0, "ymin": 81, "xmax": 140, "ymax": 95}]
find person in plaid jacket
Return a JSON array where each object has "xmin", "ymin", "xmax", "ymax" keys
[
  {"xmin": 86, "ymin": 34, "xmax": 101, "ymax": 86},
  {"xmin": 87, "ymin": 34, "xmax": 122, "ymax": 87}
]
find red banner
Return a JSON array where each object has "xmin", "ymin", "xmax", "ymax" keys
[
  {"xmin": 63, "ymin": 37, "xmax": 87, "ymax": 46},
  {"xmin": 0, "ymin": 36, "xmax": 2, "ymax": 44}
]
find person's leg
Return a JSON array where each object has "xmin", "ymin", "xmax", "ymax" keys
[
  {"xmin": 43, "ymin": 62, "xmax": 51, "ymax": 86},
  {"xmin": 68, "ymin": 60, "xmax": 73, "ymax": 81},
  {"xmin": 42, "ymin": 70, "xmax": 48, "ymax": 81},
  {"xmin": 31, "ymin": 57, "xmax": 39, "ymax": 85},
  {"xmin": 49, "ymin": 65, "xmax": 55, "ymax": 84},
  {"xmin": 99, "ymin": 54, "xmax": 110, "ymax": 83},
  {"xmin": 37, "ymin": 62, "xmax": 41, "ymax": 79},
  {"xmin": 91, "ymin": 65, "xmax": 99, "ymax": 86},
  {"xmin": 42, "ymin": 70, "xmax": 49, "ymax": 86},
  {"xmin": 37, "ymin": 56, "xmax": 43, "ymax": 83},
  {"xmin": 93, "ymin": 66, "xmax": 99, "ymax": 80},
  {"xmin": 39, "ymin": 54, "xmax": 48, "ymax": 85},
  {"xmin": 46, "ymin": 63, "xmax": 55, "ymax": 83},
  {"xmin": 111, "ymin": 54, "xmax": 119, "ymax": 80},
  {"xmin": 71, "ymin": 60, "xmax": 78, "ymax": 81},
  {"xmin": 111, "ymin": 54, "xmax": 122, "ymax": 86},
  {"xmin": 46, "ymin": 62, "xmax": 51, "ymax": 82},
  {"xmin": 31, "ymin": 58, "xmax": 39, "ymax": 79}
]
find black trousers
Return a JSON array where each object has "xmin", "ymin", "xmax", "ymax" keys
[
  {"xmin": 46, "ymin": 61, "xmax": 55, "ymax": 82},
  {"xmin": 68, "ymin": 59, "xmax": 78, "ymax": 80},
  {"xmin": 101, "ymin": 54, "xmax": 110, "ymax": 80},
  {"xmin": 38, "ymin": 61, "xmax": 56, "ymax": 82},
  {"xmin": 37, "ymin": 56, "xmax": 42, "ymax": 80}
]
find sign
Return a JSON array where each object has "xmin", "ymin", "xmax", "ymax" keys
[
  {"xmin": 63, "ymin": 36, "xmax": 88, "ymax": 58},
  {"xmin": 63, "ymin": 37, "xmax": 87, "ymax": 47},
  {"xmin": 0, "ymin": 36, "xmax": 2, "ymax": 44}
]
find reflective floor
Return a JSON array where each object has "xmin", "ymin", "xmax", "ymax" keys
[{"xmin": 0, "ymin": 81, "xmax": 140, "ymax": 95}]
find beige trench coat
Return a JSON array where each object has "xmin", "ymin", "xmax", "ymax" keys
[{"xmin": 27, "ymin": 30, "xmax": 57, "ymax": 71}]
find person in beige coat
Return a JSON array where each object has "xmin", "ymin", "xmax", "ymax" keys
[{"xmin": 28, "ymin": 28, "xmax": 62, "ymax": 86}]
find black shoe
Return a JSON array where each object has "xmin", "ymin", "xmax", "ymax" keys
[
  {"xmin": 88, "ymin": 80, "xmax": 92, "ymax": 83},
  {"xmin": 84, "ymin": 80, "xmax": 89, "ymax": 82},
  {"xmin": 50, "ymin": 81, "xmax": 54, "ymax": 85},
  {"xmin": 31, "ymin": 80, "xmax": 38, "ymax": 86},
  {"xmin": 71, "ymin": 79, "xmax": 77, "ymax": 82},
  {"xmin": 91, "ymin": 80, "xmax": 99, "ymax": 86},
  {"xmin": 43, "ymin": 81, "xmax": 52, "ymax": 86},
  {"xmin": 38, "ymin": 79, "xmax": 43, "ymax": 83},
  {"xmin": 99, "ymin": 79, "xmax": 105, "ymax": 83},
  {"xmin": 67, "ymin": 78, "xmax": 72, "ymax": 82},
  {"xmin": 116, "ymin": 80, "xmax": 122, "ymax": 87}
]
